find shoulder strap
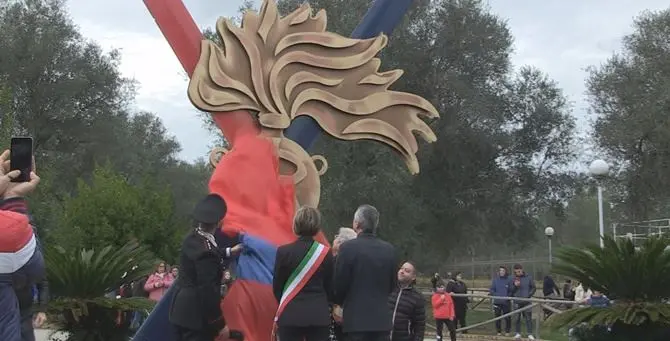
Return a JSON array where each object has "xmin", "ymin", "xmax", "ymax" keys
[{"xmin": 274, "ymin": 241, "xmax": 330, "ymax": 321}]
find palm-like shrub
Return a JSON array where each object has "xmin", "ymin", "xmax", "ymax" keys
[
  {"xmin": 548, "ymin": 235, "xmax": 670, "ymax": 340},
  {"xmin": 45, "ymin": 242, "xmax": 157, "ymax": 341}
]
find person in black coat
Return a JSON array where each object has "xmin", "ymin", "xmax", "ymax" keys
[
  {"xmin": 430, "ymin": 273, "xmax": 441, "ymax": 292},
  {"xmin": 168, "ymin": 194, "xmax": 243, "ymax": 341},
  {"xmin": 542, "ymin": 275, "xmax": 561, "ymax": 318},
  {"xmin": 446, "ymin": 272, "xmax": 468, "ymax": 333},
  {"xmin": 334, "ymin": 204, "xmax": 397, "ymax": 341},
  {"xmin": 388, "ymin": 262, "xmax": 425, "ymax": 341},
  {"xmin": 12, "ymin": 278, "xmax": 48, "ymax": 341},
  {"xmin": 542, "ymin": 275, "xmax": 560, "ymax": 297},
  {"xmin": 16, "ymin": 229, "xmax": 48, "ymax": 341},
  {"xmin": 273, "ymin": 206, "xmax": 334, "ymax": 341}
]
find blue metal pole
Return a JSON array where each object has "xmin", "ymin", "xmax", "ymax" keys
[{"xmin": 284, "ymin": 0, "xmax": 415, "ymax": 151}]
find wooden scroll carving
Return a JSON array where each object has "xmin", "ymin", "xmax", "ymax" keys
[{"xmin": 191, "ymin": 0, "xmax": 439, "ymax": 208}]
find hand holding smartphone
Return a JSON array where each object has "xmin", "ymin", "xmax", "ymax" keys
[
  {"xmin": 10, "ymin": 137, "xmax": 33, "ymax": 183},
  {"xmin": 0, "ymin": 137, "xmax": 40, "ymax": 199}
]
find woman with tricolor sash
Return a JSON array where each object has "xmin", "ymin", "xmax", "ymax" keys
[{"xmin": 272, "ymin": 206, "xmax": 334, "ymax": 341}]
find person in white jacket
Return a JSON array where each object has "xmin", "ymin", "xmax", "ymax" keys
[{"xmin": 574, "ymin": 283, "xmax": 593, "ymax": 304}]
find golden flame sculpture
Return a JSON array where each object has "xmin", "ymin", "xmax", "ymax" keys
[{"xmin": 189, "ymin": 0, "xmax": 439, "ymax": 208}]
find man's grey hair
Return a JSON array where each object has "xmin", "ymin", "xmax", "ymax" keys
[
  {"xmin": 354, "ymin": 204, "xmax": 379, "ymax": 234},
  {"xmin": 335, "ymin": 227, "xmax": 357, "ymax": 244}
]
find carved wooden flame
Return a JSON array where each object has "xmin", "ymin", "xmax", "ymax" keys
[{"xmin": 188, "ymin": 0, "xmax": 439, "ymax": 175}]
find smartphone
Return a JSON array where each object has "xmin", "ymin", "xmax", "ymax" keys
[{"xmin": 10, "ymin": 137, "xmax": 33, "ymax": 182}]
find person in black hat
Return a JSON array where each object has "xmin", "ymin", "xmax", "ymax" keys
[{"xmin": 169, "ymin": 194, "xmax": 244, "ymax": 341}]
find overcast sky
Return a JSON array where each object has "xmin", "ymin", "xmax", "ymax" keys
[{"xmin": 66, "ymin": 0, "xmax": 669, "ymax": 162}]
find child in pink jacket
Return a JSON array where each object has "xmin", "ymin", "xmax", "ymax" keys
[{"xmin": 144, "ymin": 262, "xmax": 174, "ymax": 302}]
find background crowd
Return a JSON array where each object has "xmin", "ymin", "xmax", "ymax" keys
[{"xmin": 112, "ymin": 261, "xmax": 235, "ymax": 332}]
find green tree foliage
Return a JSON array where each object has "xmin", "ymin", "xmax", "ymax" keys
[
  {"xmin": 588, "ymin": 8, "xmax": 670, "ymax": 220},
  {"xmin": 161, "ymin": 159, "xmax": 212, "ymax": 219},
  {"xmin": 267, "ymin": 0, "xmax": 578, "ymax": 267},
  {"xmin": 46, "ymin": 242, "xmax": 156, "ymax": 341},
  {"xmin": 51, "ymin": 165, "xmax": 185, "ymax": 262},
  {"xmin": 0, "ymin": 0, "xmax": 211, "ymax": 246},
  {"xmin": 0, "ymin": 0, "xmax": 135, "ymax": 170},
  {"xmin": 0, "ymin": 83, "xmax": 11, "ymax": 145},
  {"xmin": 549, "ymin": 236, "xmax": 670, "ymax": 340},
  {"xmin": 540, "ymin": 181, "xmax": 615, "ymax": 247}
]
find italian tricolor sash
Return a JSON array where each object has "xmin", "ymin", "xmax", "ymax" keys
[{"xmin": 274, "ymin": 241, "xmax": 330, "ymax": 321}]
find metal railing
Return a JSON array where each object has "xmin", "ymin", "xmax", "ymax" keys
[
  {"xmin": 422, "ymin": 292, "xmax": 571, "ymax": 339},
  {"xmin": 613, "ymin": 218, "xmax": 670, "ymax": 244}
]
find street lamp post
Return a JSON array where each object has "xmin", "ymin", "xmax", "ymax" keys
[
  {"xmin": 589, "ymin": 159, "xmax": 609, "ymax": 248},
  {"xmin": 545, "ymin": 226, "xmax": 555, "ymax": 265}
]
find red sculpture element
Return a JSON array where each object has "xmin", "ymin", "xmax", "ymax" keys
[
  {"xmin": 143, "ymin": 0, "xmax": 200, "ymax": 75},
  {"xmin": 143, "ymin": 0, "xmax": 256, "ymax": 144}
]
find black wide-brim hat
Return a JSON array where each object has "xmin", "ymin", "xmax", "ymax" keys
[{"xmin": 193, "ymin": 194, "xmax": 227, "ymax": 225}]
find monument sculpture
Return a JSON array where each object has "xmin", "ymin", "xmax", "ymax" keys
[
  {"xmin": 195, "ymin": 1, "xmax": 438, "ymax": 207},
  {"xmin": 133, "ymin": 1, "xmax": 438, "ymax": 341}
]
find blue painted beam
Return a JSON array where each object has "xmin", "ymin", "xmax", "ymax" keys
[{"xmin": 284, "ymin": 0, "xmax": 415, "ymax": 151}]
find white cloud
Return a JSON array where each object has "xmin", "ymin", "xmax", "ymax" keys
[
  {"xmin": 76, "ymin": 22, "xmax": 185, "ymax": 100},
  {"xmin": 65, "ymin": 0, "xmax": 668, "ymax": 161},
  {"xmin": 488, "ymin": 0, "xmax": 669, "ymax": 129},
  {"xmin": 66, "ymin": 0, "xmax": 246, "ymax": 161}
]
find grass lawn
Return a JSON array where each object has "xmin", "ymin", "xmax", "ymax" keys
[{"xmin": 458, "ymin": 310, "xmax": 569, "ymax": 341}]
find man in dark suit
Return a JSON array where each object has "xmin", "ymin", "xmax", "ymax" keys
[
  {"xmin": 334, "ymin": 204, "xmax": 397, "ymax": 341},
  {"xmin": 169, "ymin": 194, "xmax": 244, "ymax": 341}
]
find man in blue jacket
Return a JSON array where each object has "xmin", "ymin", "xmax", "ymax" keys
[
  {"xmin": 510, "ymin": 264, "xmax": 536, "ymax": 340},
  {"xmin": 489, "ymin": 266, "xmax": 512, "ymax": 336}
]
